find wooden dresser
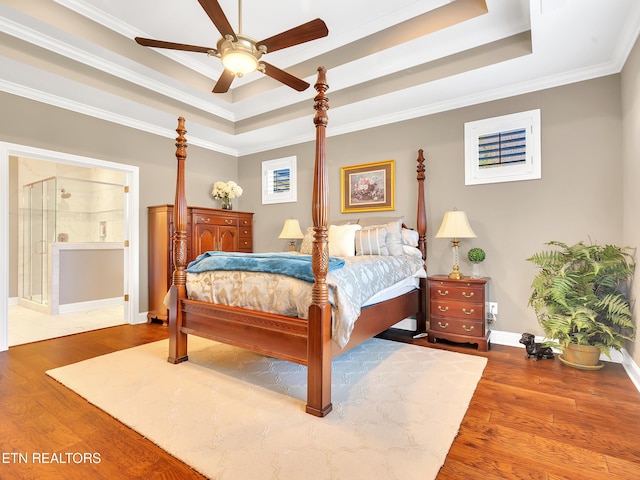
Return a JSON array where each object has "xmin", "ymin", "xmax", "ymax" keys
[
  {"xmin": 147, "ymin": 205, "xmax": 253, "ymax": 323},
  {"xmin": 427, "ymin": 275, "xmax": 490, "ymax": 351}
]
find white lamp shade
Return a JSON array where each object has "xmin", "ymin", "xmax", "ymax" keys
[
  {"xmin": 278, "ymin": 219, "xmax": 304, "ymax": 239},
  {"xmin": 435, "ymin": 210, "xmax": 477, "ymax": 239}
]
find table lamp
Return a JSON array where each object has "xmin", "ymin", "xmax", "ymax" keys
[
  {"xmin": 435, "ymin": 209, "xmax": 477, "ymax": 279},
  {"xmin": 278, "ymin": 219, "xmax": 304, "ymax": 251}
]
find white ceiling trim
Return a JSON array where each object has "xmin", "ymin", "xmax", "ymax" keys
[
  {"xmin": 0, "ymin": 3, "xmax": 234, "ymax": 121},
  {"xmin": 52, "ymin": 0, "xmax": 223, "ymax": 80}
]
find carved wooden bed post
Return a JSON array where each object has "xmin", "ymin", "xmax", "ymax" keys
[
  {"xmin": 415, "ymin": 149, "xmax": 428, "ymax": 333},
  {"xmin": 168, "ymin": 117, "xmax": 189, "ymax": 364},
  {"xmin": 306, "ymin": 66, "xmax": 332, "ymax": 417}
]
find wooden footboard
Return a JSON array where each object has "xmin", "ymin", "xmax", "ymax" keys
[{"xmin": 166, "ymin": 66, "xmax": 428, "ymax": 417}]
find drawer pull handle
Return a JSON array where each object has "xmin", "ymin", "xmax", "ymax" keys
[
  {"xmin": 462, "ymin": 291, "xmax": 475, "ymax": 298},
  {"xmin": 201, "ymin": 218, "xmax": 210, "ymax": 223},
  {"xmin": 438, "ymin": 322, "xmax": 449, "ymax": 329},
  {"xmin": 225, "ymin": 219, "xmax": 233, "ymax": 225},
  {"xmin": 437, "ymin": 306, "xmax": 449, "ymax": 312},
  {"xmin": 437, "ymin": 289, "xmax": 449, "ymax": 296},
  {"xmin": 462, "ymin": 308, "xmax": 475, "ymax": 315},
  {"xmin": 462, "ymin": 325, "xmax": 475, "ymax": 332}
]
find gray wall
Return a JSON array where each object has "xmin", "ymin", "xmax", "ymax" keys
[
  {"xmin": 622, "ymin": 34, "xmax": 640, "ymax": 365},
  {"xmin": 238, "ymin": 74, "xmax": 624, "ymax": 339},
  {"xmin": 3, "ymin": 51, "xmax": 637, "ymax": 347},
  {"xmin": 59, "ymin": 248, "xmax": 123, "ymax": 304}
]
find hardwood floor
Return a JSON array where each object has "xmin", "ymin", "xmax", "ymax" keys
[
  {"xmin": 382, "ymin": 329, "xmax": 640, "ymax": 480},
  {"xmin": 1, "ymin": 324, "xmax": 639, "ymax": 479}
]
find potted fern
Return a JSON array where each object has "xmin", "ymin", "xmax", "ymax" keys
[{"xmin": 527, "ymin": 240, "xmax": 636, "ymax": 369}]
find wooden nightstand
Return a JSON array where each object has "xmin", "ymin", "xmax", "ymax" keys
[{"xmin": 427, "ymin": 275, "xmax": 490, "ymax": 351}]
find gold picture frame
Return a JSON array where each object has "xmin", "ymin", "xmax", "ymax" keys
[{"xmin": 340, "ymin": 160, "xmax": 395, "ymax": 213}]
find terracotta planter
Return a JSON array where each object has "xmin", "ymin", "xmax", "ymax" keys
[{"xmin": 560, "ymin": 343, "xmax": 603, "ymax": 369}]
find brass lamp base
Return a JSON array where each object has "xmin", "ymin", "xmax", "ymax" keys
[
  {"xmin": 448, "ymin": 265, "xmax": 464, "ymax": 280},
  {"xmin": 448, "ymin": 239, "xmax": 464, "ymax": 279}
]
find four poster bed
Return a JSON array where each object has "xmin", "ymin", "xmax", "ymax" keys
[{"xmin": 167, "ymin": 66, "xmax": 428, "ymax": 417}]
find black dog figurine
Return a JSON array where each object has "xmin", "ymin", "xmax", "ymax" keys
[{"xmin": 519, "ymin": 332, "xmax": 555, "ymax": 361}]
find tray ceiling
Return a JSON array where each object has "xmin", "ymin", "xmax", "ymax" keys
[{"xmin": 1, "ymin": 0, "xmax": 639, "ymax": 155}]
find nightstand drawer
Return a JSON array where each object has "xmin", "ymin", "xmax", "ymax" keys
[
  {"xmin": 429, "ymin": 316, "xmax": 485, "ymax": 337},
  {"xmin": 430, "ymin": 299, "xmax": 483, "ymax": 320},
  {"xmin": 429, "ymin": 282, "xmax": 483, "ymax": 302}
]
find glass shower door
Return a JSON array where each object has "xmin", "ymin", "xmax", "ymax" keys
[{"xmin": 22, "ymin": 179, "xmax": 54, "ymax": 306}]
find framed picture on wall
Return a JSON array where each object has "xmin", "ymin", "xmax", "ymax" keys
[
  {"xmin": 262, "ymin": 156, "xmax": 297, "ymax": 204},
  {"xmin": 464, "ymin": 109, "xmax": 541, "ymax": 185},
  {"xmin": 340, "ymin": 160, "xmax": 395, "ymax": 213}
]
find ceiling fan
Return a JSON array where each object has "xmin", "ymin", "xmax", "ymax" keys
[{"xmin": 134, "ymin": 0, "xmax": 328, "ymax": 93}]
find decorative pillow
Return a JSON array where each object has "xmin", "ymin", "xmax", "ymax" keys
[
  {"xmin": 354, "ymin": 218, "xmax": 404, "ymax": 256},
  {"xmin": 299, "ymin": 227, "xmax": 314, "ymax": 255},
  {"xmin": 355, "ymin": 226, "xmax": 389, "ymax": 256},
  {"xmin": 401, "ymin": 228, "xmax": 420, "ymax": 247},
  {"xmin": 328, "ymin": 224, "xmax": 362, "ymax": 257}
]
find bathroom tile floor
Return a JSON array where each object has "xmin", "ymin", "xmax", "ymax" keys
[{"xmin": 8, "ymin": 304, "xmax": 125, "ymax": 346}]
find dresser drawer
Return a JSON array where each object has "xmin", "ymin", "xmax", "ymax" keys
[
  {"xmin": 238, "ymin": 237, "xmax": 253, "ymax": 251},
  {"xmin": 429, "ymin": 315, "xmax": 485, "ymax": 337},
  {"xmin": 429, "ymin": 282, "xmax": 484, "ymax": 302},
  {"xmin": 193, "ymin": 213, "xmax": 237, "ymax": 226},
  {"xmin": 430, "ymin": 299, "xmax": 483, "ymax": 320}
]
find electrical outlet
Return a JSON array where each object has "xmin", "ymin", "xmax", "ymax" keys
[{"xmin": 487, "ymin": 302, "xmax": 498, "ymax": 315}]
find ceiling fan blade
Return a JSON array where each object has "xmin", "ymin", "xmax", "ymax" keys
[
  {"xmin": 257, "ymin": 18, "xmax": 328, "ymax": 53},
  {"xmin": 260, "ymin": 62, "xmax": 309, "ymax": 92},
  {"xmin": 198, "ymin": 0, "xmax": 237, "ymax": 40},
  {"xmin": 212, "ymin": 69, "xmax": 235, "ymax": 93},
  {"xmin": 135, "ymin": 37, "xmax": 215, "ymax": 54}
]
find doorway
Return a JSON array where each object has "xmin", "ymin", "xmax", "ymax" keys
[{"xmin": 0, "ymin": 142, "xmax": 140, "ymax": 351}]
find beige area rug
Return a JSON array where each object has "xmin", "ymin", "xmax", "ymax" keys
[{"xmin": 47, "ymin": 337, "xmax": 487, "ymax": 480}]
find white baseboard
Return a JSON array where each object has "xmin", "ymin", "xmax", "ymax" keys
[
  {"xmin": 8, "ymin": 297, "xmax": 18, "ymax": 306},
  {"xmin": 134, "ymin": 311, "xmax": 149, "ymax": 324},
  {"xmin": 58, "ymin": 297, "xmax": 123, "ymax": 314},
  {"xmin": 623, "ymin": 355, "xmax": 640, "ymax": 393}
]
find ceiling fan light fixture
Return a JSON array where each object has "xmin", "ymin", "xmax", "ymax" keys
[
  {"xmin": 222, "ymin": 50, "xmax": 258, "ymax": 76},
  {"xmin": 219, "ymin": 35, "xmax": 261, "ymax": 77}
]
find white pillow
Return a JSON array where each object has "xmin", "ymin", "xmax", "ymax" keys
[
  {"xmin": 355, "ymin": 226, "xmax": 389, "ymax": 255},
  {"xmin": 328, "ymin": 224, "xmax": 362, "ymax": 257},
  {"xmin": 401, "ymin": 228, "xmax": 420, "ymax": 247},
  {"xmin": 384, "ymin": 219, "xmax": 404, "ymax": 256},
  {"xmin": 402, "ymin": 245, "xmax": 423, "ymax": 258}
]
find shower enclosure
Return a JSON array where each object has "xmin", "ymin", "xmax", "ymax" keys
[{"xmin": 21, "ymin": 176, "xmax": 125, "ymax": 314}]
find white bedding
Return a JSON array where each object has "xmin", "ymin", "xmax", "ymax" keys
[{"xmin": 185, "ymin": 254, "xmax": 425, "ymax": 347}]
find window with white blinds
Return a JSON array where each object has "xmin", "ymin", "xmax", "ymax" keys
[{"xmin": 464, "ymin": 109, "xmax": 541, "ymax": 185}]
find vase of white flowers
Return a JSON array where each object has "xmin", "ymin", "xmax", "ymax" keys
[{"xmin": 211, "ymin": 181, "xmax": 243, "ymax": 210}]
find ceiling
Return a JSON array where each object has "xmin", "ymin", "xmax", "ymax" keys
[{"xmin": 2, "ymin": 0, "xmax": 640, "ymax": 156}]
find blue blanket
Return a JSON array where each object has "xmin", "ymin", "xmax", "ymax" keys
[{"xmin": 186, "ymin": 252, "xmax": 345, "ymax": 283}]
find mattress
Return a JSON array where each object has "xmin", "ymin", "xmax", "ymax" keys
[{"xmin": 184, "ymin": 253, "xmax": 425, "ymax": 347}]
